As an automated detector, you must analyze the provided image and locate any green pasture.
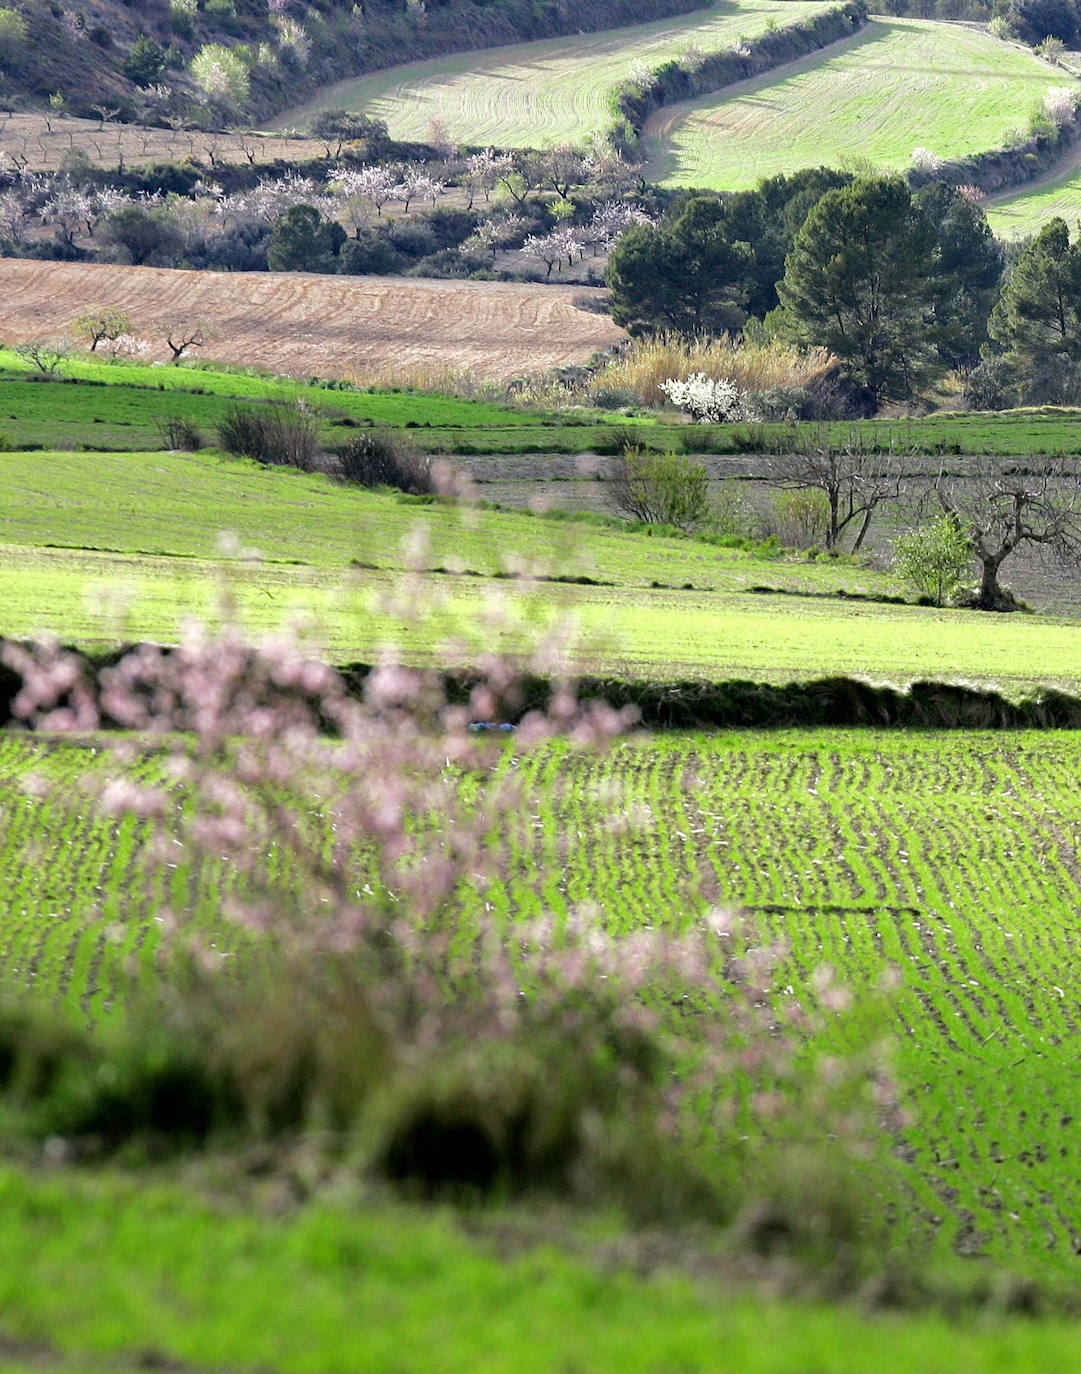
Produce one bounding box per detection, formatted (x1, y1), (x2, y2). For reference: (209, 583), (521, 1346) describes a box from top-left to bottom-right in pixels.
(1, 1166), (1078, 1374)
(270, 0), (832, 146)
(7, 448), (1081, 685)
(3, 728), (1081, 1288)
(11, 355), (1081, 459)
(642, 17), (1067, 190)
(986, 161), (1081, 239)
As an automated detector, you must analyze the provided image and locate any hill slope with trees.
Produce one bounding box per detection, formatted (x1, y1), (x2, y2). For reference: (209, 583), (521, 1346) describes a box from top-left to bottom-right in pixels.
(0, 0), (703, 124)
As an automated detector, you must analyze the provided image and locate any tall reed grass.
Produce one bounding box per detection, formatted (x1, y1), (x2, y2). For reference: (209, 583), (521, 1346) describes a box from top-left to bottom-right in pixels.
(588, 335), (835, 407)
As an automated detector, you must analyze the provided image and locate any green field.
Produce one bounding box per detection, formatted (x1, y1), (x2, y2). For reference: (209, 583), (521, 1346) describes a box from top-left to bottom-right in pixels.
(270, 0), (832, 146)
(2, 1165), (1079, 1374)
(13, 354), (1081, 461)
(10, 448), (1081, 685)
(2, 728), (1081, 1287)
(986, 160), (1081, 239)
(642, 17), (1066, 190)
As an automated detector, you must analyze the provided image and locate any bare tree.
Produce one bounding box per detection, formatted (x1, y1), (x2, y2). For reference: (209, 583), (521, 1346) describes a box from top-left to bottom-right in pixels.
(931, 458), (1081, 609)
(162, 319), (216, 364)
(762, 429), (905, 552)
(13, 338), (69, 375)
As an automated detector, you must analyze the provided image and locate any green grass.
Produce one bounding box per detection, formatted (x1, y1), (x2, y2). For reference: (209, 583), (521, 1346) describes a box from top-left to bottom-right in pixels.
(986, 161), (1081, 239)
(8, 448), (1081, 685)
(3, 729), (1081, 1287)
(270, 0), (832, 146)
(1, 1164), (1079, 1373)
(15, 356), (1081, 460)
(642, 17), (1067, 190)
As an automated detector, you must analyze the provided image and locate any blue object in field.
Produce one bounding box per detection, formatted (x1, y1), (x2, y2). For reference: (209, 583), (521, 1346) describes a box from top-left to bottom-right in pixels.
(469, 722), (516, 732)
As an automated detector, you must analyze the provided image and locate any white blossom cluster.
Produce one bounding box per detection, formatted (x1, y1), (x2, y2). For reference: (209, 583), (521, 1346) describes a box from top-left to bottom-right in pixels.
(658, 373), (752, 423)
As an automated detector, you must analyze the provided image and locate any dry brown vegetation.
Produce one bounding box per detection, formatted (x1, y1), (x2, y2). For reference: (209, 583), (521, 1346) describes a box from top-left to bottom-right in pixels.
(589, 333), (834, 405)
(0, 260), (626, 381)
(0, 114), (324, 174)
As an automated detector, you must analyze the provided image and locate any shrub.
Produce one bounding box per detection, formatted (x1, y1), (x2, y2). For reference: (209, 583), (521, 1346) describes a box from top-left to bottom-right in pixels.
(0, 7), (26, 67)
(767, 488), (831, 548)
(190, 43), (250, 107)
(218, 402), (320, 471)
(893, 516), (972, 606)
(0, 629), (895, 1230)
(962, 357), (1015, 411)
(335, 431), (435, 494)
(659, 372), (753, 423)
(755, 384), (817, 422)
(157, 416), (204, 451)
(606, 446), (710, 530)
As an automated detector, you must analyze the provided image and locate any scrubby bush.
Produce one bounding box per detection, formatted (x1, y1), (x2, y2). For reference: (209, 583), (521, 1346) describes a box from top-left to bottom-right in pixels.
(157, 416), (204, 451)
(894, 516), (972, 606)
(335, 431), (435, 494)
(767, 488), (831, 548)
(659, 372), (753, 422)
(962, 357), (1015, 411)
(218, 402), (320, 471)
(0, 628), (895, 1226)
(606, 445), (710, 529)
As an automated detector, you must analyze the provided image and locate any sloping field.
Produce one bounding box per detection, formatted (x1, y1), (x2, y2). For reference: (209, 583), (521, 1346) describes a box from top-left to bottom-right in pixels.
(642, 17), (1067, 189)
(986, 157), (1081, 238)
(0, 113), (322, 174)
(0, 261), (625, 382)
(8, 449), (1081, 687)
(2, 729), (1081, 1286)
(271, 0), (833, 146)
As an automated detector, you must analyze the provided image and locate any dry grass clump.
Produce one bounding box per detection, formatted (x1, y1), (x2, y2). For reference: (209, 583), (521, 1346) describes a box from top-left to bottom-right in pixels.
(589, 334), (834, 407)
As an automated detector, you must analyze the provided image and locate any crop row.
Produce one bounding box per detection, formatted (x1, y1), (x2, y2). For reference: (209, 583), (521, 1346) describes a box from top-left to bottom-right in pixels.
(0, 729), (1078, 1278)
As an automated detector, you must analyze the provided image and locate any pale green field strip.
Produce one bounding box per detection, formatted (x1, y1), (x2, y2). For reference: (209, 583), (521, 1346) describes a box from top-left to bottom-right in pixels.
(5, 450), (1081, 687)
(986, 159), (1081, 239)
(271, 0), (832, 147)
(3, 730), (1081, 1280)
(8, 543), (1081, 687)
(642, 17), (1067, 190)
(0, 447), (840, 590)
(3, 1169), (1081, 1374)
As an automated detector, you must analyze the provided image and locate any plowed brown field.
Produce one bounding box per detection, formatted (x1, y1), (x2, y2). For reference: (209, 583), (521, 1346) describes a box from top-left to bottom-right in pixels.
(0, 260), (625, 381)
(0, 113), (322, 172)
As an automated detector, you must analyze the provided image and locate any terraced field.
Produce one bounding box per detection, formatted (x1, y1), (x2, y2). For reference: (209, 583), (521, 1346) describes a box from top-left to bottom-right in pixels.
(642, 18), (1067, 189)
(271, 0), (833, 146)
(3, 728), (1079, 1282)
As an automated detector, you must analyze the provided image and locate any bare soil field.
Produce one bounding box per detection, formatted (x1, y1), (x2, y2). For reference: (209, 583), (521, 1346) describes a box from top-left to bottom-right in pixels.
(0, 260), (626, 381)
(0, 113), (325, 174)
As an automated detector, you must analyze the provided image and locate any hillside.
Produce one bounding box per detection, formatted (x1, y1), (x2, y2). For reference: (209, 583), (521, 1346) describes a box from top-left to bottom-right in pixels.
(0, 0), (702, 124)
(271, 0), (835, 145)
(640, 16), (1068, 188)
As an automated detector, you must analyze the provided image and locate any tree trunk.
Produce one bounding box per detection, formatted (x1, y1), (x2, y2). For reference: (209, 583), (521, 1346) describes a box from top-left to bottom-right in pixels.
(976, 554), (1005, 610)
(851, 504), (875, 552)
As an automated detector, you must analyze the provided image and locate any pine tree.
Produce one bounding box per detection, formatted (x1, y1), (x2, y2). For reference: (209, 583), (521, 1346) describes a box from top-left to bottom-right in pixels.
(987, 217), (1081, 402)
(605, 196), (748, 336)
(776, 177), (939, 407)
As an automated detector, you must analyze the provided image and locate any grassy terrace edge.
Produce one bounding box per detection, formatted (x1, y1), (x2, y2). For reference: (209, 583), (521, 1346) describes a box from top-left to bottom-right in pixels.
(10, 643), (1081, 730)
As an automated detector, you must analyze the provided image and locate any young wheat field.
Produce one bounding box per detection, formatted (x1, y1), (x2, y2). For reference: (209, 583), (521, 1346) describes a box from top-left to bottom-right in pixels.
(641, 17), (1068, 189)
